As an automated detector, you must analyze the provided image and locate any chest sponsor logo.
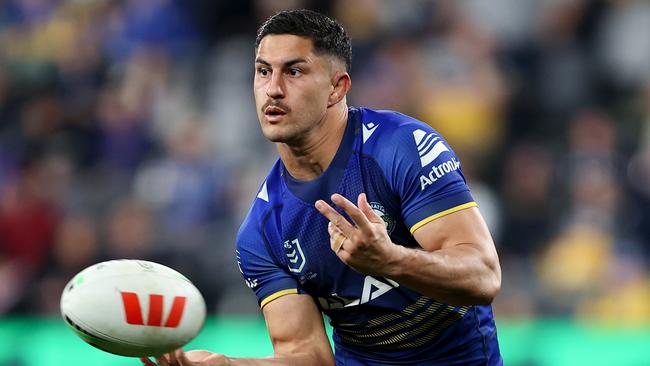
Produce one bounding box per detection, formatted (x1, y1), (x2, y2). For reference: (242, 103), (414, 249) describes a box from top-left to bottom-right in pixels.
(284, 238), (306, 273)
(318, 275), (399, 310)
(420, 157), (461, 191)
(369, 202), (396, 234)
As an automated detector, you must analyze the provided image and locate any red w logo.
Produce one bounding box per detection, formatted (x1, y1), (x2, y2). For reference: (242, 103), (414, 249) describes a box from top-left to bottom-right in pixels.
(120, 292), (187, 328)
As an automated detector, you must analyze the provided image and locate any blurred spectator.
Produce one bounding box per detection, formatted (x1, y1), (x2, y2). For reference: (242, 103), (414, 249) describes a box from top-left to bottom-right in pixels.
(133, 117), (238, 234)
(351, 38), (425, 115)
(0, 155), (69, 270)
(596, 0), (650, 90)
(103, 0), (199, 63)
(499, 141), (554, 257)
(0, 154), (69, 313)
(18, 214), (99, 314)
(95, 84), (154, 172)
(417, 6), (508, 167)
(103, 198), (156, 260)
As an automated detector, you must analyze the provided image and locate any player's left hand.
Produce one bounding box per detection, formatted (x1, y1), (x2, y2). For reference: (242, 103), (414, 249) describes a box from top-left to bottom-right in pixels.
(140, 349), (229, 366)
(315, 193), (399, 276)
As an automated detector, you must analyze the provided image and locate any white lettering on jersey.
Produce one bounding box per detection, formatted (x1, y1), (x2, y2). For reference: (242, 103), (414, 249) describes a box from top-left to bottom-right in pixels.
(318, 276), (399, 310)
(420, 157), (461, 191)
(236, 250), (258, 289)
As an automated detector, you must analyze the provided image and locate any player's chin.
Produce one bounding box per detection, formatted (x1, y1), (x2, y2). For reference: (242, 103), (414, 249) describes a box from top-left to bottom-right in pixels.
(261, 125), (293, 143)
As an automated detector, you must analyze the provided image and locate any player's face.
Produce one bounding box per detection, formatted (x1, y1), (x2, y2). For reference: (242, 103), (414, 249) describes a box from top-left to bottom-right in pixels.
(254, 34), (335, 144)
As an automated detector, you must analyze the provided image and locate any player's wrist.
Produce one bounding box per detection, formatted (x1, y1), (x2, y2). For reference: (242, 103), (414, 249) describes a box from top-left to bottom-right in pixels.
(382, 243), (409, 279)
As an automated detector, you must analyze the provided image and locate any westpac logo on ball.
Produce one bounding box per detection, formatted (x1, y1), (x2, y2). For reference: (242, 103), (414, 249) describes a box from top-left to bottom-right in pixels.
(120, 291), (187, 328)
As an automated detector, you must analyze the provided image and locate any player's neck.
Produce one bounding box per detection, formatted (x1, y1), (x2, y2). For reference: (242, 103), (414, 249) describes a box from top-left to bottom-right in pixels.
(278, 104), (348, 181)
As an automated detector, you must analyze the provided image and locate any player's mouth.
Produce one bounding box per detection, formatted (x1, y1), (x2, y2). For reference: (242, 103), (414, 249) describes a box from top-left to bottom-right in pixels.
(264, 106), (287, 123)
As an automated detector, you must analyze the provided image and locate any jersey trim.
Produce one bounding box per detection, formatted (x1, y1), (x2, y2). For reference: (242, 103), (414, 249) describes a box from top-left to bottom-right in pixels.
(409, 202), (478, 234)
(260, 288), (298, 308)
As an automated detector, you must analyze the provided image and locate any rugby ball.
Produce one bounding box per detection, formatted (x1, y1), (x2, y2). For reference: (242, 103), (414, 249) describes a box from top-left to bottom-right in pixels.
(60, 259), (206, 357)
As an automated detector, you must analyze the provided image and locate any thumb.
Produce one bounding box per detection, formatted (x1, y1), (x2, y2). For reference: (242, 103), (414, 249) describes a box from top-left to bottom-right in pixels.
(175, 349), (192, 366)
(358, 193), (382, 224)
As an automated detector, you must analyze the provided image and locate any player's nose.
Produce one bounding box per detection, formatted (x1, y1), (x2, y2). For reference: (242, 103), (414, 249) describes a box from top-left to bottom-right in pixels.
(266, 73), (285, 99)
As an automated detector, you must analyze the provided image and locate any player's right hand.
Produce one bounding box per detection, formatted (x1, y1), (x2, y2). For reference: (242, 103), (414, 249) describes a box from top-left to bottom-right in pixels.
(315, 193), (398, 277)
(141, 349), (230, 366)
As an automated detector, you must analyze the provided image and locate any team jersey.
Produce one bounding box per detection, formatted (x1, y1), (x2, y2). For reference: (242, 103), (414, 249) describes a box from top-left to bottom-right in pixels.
(236, 107), (502, 365)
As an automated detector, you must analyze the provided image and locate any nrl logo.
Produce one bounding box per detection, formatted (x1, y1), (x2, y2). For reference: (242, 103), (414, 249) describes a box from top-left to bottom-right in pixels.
(370, 202), (395, 234)
(284, 238), (306, 273)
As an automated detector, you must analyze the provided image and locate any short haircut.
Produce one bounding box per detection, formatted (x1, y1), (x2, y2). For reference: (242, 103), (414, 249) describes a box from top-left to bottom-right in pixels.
(255, 9), (352, 72)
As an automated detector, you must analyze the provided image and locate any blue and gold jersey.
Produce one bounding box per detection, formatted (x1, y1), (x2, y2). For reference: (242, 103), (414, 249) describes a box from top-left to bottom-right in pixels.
(236, 107), (502, 365)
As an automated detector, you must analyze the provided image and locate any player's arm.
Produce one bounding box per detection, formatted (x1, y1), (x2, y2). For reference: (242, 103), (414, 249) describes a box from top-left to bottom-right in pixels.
(391, 204), (500, 305)
(144, 294), (334, 366)
(257, 293), (335, 365)
(316, 193), (500, 306)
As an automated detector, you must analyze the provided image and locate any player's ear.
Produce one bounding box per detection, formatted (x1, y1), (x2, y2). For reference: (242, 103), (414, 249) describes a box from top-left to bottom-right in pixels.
(328, 71), (351, 107)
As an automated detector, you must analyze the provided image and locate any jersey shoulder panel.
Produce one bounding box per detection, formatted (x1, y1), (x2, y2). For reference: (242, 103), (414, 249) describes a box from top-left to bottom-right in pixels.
(356, 107), (476, 233)
(356, 108), (442, 168)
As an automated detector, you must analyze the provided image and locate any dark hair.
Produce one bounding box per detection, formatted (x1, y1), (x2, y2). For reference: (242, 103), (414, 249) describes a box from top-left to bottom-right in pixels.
(255, 9), (352, 72)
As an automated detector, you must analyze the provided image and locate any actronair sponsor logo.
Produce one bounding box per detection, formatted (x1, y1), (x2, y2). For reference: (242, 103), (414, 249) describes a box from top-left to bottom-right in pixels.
(420, 157), (461, 191)
(413, 129), (450, 167)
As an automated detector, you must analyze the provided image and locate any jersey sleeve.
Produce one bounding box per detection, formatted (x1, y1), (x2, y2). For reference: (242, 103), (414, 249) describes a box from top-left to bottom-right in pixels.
(236, 208), (300, 308)
(377, 118), (476, 233)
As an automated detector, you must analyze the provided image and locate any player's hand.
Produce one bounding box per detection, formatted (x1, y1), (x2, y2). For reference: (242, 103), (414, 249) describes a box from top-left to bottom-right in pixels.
(315, 193), (399, 276)
(140, 349), (230, 366)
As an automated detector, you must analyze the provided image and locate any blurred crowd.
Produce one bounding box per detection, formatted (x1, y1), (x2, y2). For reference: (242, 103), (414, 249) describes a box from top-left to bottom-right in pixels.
(0, 0), (649, 324)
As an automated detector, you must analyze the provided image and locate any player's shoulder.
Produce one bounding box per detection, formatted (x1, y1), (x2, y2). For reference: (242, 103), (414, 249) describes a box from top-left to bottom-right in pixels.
(356, 107), (441, 158)
(237, 160), (283, 241)
(358, 106), (425, 127)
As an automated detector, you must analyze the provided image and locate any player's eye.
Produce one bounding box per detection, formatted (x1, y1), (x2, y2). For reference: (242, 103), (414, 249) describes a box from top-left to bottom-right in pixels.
(257, 67), (270, 77)
(288, 68), (302, 77)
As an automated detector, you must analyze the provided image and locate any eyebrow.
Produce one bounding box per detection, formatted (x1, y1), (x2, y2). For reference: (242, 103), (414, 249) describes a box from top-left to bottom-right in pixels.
(255, 57), (309, 67)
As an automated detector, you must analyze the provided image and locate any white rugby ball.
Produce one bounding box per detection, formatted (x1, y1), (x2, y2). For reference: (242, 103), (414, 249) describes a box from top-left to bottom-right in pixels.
(60, 259), (206, 357)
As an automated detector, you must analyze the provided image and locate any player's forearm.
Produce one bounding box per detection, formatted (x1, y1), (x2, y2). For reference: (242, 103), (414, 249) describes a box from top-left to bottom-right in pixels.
(224, 352), (333, 366)
(385, 243), (501, 306)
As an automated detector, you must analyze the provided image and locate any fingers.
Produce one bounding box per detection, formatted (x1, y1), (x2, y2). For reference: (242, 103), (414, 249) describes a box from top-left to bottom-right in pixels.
(329, 222), (346, 253)
(169, 351), (179, 365)
(330, 194), (372, 231)
(141, 357), (157, 366)
(141, 349), (194, 366)
(154, 355), (170, 366)
(315, 199), (355, 236)
(175, 349), (192, 366)
(358, 193), (383, 224)
(316, 193), (381, 237)
(143, 352), (176, 366)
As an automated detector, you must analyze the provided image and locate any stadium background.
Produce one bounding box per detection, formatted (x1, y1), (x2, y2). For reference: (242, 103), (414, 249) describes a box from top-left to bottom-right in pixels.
(0, 0), (649, 365)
